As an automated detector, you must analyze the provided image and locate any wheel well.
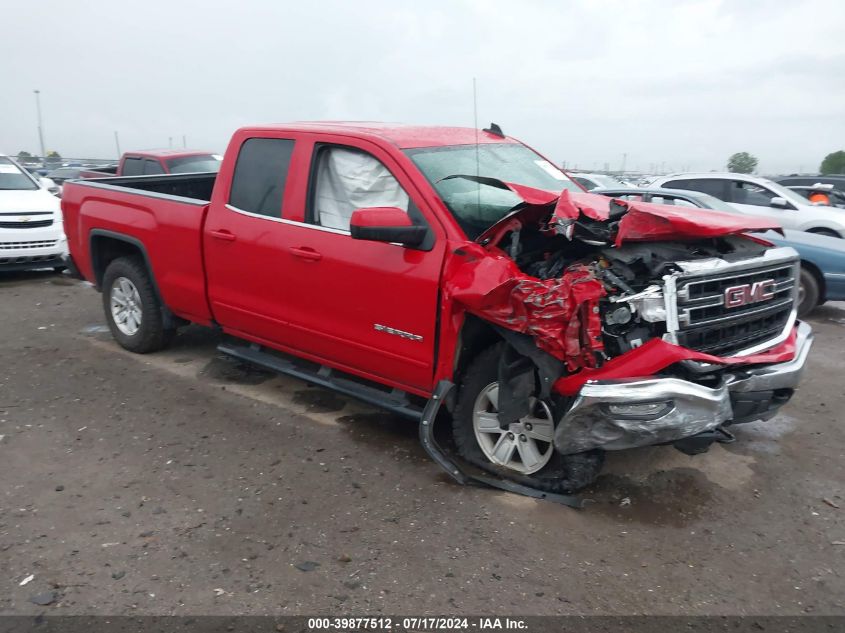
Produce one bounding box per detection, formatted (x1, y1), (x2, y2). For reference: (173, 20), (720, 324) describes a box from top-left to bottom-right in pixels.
(90, 234), (145, 290)
(801, 260), (826, 302)
(806, 227), (842, 238)
(453, 315), (502, 382)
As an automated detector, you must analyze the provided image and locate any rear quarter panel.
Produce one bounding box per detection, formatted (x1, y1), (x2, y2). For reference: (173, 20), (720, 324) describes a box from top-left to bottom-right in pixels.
(62, 181), (212, 323)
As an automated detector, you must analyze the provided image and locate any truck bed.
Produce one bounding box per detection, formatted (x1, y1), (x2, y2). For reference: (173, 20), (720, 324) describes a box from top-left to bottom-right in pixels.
(77, 172), (217, 202)
(61, 174), (216, 324)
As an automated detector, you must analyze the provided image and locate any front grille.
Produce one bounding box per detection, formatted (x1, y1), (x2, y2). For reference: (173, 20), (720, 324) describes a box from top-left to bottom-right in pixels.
(0, 254), (61, 264)
(673, 260), (797, 356)
(0, 219), (53, 229)
(0, 240), (58, 250)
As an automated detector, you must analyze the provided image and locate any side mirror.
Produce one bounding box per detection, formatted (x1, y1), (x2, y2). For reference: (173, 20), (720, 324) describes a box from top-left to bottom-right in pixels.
(770, 197), (791, 209)
(349, 207), (427, 247)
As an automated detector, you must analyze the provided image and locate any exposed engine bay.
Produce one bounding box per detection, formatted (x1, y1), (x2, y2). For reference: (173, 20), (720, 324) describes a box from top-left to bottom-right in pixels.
(516, 227), (771, 360)
(443, 182), (805, 458)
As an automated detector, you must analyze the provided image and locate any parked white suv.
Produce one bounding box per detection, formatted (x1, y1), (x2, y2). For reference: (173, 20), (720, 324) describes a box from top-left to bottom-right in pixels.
(650, 172), (845, 238)
(0, 154), (67, 271)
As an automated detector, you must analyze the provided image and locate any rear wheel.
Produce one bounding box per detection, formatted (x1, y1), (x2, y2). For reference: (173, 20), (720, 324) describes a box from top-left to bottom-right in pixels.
(102, 256), (173, 353)
(797, 266), (821, 318)
(452, 344), (604, 493)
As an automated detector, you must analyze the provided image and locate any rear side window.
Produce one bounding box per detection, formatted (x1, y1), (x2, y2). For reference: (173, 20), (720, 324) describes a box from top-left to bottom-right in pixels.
(122, 157), (143, 176)
(664, 178), (728, 201)
(143, 160), (165, 175)
(229, 138), (295, 218)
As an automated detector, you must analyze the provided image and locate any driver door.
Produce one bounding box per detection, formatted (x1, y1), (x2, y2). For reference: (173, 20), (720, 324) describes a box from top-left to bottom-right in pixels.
(272, 137), (447, 393)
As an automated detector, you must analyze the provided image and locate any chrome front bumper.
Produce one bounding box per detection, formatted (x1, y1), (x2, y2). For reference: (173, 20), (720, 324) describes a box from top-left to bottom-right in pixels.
(554, 322), (814, 455)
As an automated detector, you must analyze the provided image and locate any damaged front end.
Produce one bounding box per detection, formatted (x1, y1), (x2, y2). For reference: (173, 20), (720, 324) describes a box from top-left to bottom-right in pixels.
(444, 183), (813, 457)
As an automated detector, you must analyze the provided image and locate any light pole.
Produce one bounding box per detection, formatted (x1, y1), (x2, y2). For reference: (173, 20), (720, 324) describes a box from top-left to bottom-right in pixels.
(33, 89), (46, 158)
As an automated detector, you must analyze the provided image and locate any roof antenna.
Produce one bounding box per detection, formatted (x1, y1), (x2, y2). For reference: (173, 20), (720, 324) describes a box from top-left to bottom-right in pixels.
(473, 77), (480, 216)
(483, 122), (505, 137)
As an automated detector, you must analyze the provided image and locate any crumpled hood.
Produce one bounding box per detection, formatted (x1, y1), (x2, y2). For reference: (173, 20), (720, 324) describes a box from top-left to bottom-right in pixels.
(474, 182), (782, 247)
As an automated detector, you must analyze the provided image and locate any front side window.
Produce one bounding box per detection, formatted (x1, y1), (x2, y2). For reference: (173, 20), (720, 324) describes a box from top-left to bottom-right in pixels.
(0, 157), (38, 191)
(122, 157), (143, 176)
(664, 178), (729, 201)
(406, 143), (581, 240)
(229, 138), (295, 218)
(310, 146), (409, 231)
(730, 181), (777, 206)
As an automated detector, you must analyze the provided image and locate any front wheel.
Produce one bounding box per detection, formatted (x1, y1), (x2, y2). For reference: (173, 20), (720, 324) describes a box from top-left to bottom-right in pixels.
(452, 344), (604, 494)
(102, 256), (173, 353)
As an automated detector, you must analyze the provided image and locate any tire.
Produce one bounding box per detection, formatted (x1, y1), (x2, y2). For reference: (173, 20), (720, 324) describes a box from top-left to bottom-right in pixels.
(101, 256), (174, 353)
(797, 266), (821, 318)
(452, 344), (604, 494)
(807, 228), (841, 238)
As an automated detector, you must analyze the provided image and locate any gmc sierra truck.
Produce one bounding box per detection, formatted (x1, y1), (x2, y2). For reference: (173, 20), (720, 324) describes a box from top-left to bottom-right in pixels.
(61, 123), (813, 494)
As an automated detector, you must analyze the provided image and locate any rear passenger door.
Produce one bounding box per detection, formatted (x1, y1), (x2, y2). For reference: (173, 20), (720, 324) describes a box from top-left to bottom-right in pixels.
(203, 135), (301, 348)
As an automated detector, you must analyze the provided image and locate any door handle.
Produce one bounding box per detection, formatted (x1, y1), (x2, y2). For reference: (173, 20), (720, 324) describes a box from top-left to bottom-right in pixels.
(209, 229), (236, 242)
(289, 246), (322, 262)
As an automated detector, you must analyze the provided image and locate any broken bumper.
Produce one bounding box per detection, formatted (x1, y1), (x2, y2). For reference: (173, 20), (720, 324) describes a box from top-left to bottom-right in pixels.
(554, 321), (813, 454)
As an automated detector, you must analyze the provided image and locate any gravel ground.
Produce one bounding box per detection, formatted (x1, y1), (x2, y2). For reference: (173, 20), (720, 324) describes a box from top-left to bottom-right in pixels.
(0, 270), (843, 615)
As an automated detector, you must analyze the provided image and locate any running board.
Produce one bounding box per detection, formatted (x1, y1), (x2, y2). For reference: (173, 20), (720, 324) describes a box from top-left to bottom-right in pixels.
(217, 341), (424, 420)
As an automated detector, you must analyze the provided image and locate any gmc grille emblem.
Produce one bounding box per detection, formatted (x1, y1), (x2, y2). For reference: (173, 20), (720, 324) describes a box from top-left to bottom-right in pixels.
(724, 279), (776, 308)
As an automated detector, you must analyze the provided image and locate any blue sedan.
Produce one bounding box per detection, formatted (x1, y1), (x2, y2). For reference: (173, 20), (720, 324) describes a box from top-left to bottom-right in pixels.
(594, 187), (845, 316)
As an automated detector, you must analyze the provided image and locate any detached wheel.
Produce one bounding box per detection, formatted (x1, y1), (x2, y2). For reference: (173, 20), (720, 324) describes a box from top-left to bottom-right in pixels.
(452, 344), (604, 494)
(797, 267), (820, 318)
(102, 256), (173, 353)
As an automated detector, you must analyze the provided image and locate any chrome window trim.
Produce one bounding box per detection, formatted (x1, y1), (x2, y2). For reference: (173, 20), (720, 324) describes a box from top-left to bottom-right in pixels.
(224, 203), (286, 224)
(223, 204), (353, 235)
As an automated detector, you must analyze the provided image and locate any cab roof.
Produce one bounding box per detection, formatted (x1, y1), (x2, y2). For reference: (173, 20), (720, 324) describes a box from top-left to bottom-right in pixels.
(125, 149), (216, 158)
(240, 122), (520, 149)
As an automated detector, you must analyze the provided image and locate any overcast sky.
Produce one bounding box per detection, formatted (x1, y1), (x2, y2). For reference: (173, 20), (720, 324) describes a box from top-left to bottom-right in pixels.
(2, 0), (843, 174)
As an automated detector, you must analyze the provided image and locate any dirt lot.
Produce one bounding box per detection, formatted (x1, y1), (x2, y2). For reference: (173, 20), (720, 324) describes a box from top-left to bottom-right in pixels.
(0, 270), (843, 616)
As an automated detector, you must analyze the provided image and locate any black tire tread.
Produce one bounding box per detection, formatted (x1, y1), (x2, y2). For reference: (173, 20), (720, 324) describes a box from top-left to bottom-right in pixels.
(101, 256), (173, 353)
(797, 266), (820, 318)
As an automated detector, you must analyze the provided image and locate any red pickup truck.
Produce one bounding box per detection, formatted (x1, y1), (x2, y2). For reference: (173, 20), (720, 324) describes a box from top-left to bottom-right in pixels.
(62, 122), (813, 494)
(80, 149), (222, 178)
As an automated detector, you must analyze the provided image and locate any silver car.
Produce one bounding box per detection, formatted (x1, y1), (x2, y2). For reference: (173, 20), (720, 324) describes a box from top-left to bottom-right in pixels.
(650, 172), (845, 238)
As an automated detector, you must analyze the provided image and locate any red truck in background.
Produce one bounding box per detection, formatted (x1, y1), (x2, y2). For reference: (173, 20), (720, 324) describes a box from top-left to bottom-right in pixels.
(61, 123), (813, 495)
(79, 149), (222, 178)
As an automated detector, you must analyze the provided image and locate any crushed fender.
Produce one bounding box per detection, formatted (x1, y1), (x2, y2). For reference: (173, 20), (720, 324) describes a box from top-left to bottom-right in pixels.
(443, 242), (606, 372)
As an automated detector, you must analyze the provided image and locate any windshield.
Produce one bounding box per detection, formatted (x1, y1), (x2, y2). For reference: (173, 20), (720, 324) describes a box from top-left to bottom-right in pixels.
(406, 143), (582, 239)
(166, 154), (222, 174)
(0, 156), (39, 191)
